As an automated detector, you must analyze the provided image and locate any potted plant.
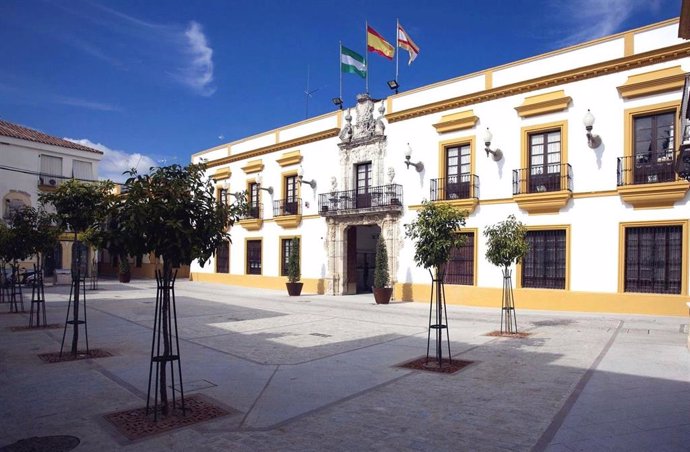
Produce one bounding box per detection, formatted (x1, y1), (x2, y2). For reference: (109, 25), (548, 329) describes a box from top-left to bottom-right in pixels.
(285, 237), (303, 296)
(484, 214), (529, 334)
(118, 255), (131, 283)
(372, 234), (392, 304)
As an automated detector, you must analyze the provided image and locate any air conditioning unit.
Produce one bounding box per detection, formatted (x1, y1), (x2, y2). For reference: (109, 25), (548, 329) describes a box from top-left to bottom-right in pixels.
(49, 179), (57, 186)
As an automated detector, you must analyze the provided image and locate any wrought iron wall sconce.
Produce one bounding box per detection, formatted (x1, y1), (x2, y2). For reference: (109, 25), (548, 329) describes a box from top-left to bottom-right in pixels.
(404, 144), (424, 172)
(297, 165), (316, 189)
(255, 173), (273, 195)
(483, 128), (503, 161)
(583, 109), (602, 148)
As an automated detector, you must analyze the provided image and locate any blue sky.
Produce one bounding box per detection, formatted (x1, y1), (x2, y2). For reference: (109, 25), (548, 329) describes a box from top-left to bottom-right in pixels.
(0, 0), (680, 181)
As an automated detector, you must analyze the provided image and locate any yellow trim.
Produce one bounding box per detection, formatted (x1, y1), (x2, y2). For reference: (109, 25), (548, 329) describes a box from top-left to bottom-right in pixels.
(617, 219), (689, 296)
(624, 32), (634, 56)
(571, 190), (618, 199)
(276, 150), (303, 167)
(436, 136), (478, 213)
(275, 131), (280, 143)
(393, 284), (688, 316)
(484, 71), (493, 90)
(241, 159), (264, 174)
(515, 225), (571, 290)
(616, 65), (686, 99)
(515, 121), (571, 214)
(386, 40), (690, 123)
(515, 90), (572, 118)
(278, 235), (301, 279)
(618, 100), (688, 208)
(244, 238), (262, 275)
(190, 273), (327, 295)
(211, 167), (231, 181)
(432, 110), (479, 134)
(207, 128), (340, 169)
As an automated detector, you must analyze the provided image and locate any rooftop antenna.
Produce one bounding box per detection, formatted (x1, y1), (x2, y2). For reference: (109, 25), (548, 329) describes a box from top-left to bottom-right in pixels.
(305, 64), (319, 119)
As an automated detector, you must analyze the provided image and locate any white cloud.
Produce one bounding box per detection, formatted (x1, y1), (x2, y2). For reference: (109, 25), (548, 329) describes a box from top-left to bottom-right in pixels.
(551, 0), (663, 47)
(172, 21), (216, 96)
(64, 138), (157, 183)
(55, 96), (121, 112)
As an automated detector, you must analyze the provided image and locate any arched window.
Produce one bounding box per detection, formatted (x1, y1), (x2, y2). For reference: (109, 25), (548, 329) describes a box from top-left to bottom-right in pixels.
(2, 191), (31, 220)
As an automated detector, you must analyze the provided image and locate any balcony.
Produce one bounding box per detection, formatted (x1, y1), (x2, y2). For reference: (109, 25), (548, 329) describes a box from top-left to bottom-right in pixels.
(430, 175), (479, 214)
(512, 163), (573, 214)
(273, 198), (302, 228)
(318, 184), (403, 217)
(616, 152), (689, 208)
(239, 202), (263, 230)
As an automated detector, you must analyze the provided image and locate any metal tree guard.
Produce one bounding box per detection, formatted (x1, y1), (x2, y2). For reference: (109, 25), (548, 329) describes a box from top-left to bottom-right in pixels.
(59, 267), (88, 357)
(8, 264), (24, 313)
(426, 267), (452, 368)
(29, 263), (47, 327)
(147, 268), (185, 421)
(501, 267), (518, 334)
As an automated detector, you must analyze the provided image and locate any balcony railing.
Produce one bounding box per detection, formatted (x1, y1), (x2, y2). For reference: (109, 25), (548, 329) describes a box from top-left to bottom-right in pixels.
(318, 184), (403, 216)
(273, 198), (302, 217)
(617, 151), (677, 186)
(430, 175), (479, 201)
(38, 173), (65, 188)
(513, 163), (573, 195)
(240, 203), (262, 220)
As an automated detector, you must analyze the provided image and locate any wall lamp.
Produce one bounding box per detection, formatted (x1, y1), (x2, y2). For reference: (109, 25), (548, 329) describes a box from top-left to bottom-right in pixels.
(297, 165), (316, 189)
(387, 80), (399, 94)
(220, 181), (244, 201)
(254, 173), (273, 195)
(332, 97), (343, 109)
(583, 109), (602, 148)
(404, 143), (424, 172)
(483, 128), (503, 161)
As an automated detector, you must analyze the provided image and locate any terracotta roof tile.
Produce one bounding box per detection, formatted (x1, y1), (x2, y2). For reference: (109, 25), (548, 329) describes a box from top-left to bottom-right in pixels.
(0, 119), (103, 155)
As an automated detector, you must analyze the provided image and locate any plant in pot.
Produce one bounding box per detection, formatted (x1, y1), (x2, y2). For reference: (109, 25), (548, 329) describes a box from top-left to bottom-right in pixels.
(285, 237), (303, 296)
(372, 234), (392, 304)
(118, 255), (131, 283)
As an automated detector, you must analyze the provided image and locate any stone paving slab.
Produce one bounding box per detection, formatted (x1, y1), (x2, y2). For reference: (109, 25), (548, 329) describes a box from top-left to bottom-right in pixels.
(1, 280), (689, 451)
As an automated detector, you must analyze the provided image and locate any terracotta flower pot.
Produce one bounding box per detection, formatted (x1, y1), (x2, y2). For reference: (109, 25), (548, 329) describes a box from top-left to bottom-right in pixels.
(286, 282), (303, 296)
(119, 271), (131, 283)
(373, 287), (393, 304)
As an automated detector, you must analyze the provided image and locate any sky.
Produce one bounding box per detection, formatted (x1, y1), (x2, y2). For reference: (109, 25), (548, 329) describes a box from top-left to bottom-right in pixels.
(0, 0), (681, 182)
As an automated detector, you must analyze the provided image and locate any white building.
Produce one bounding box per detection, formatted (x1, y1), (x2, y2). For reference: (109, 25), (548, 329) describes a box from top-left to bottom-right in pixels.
(191, 18), (690, 316)
(0, 119), (103, 275)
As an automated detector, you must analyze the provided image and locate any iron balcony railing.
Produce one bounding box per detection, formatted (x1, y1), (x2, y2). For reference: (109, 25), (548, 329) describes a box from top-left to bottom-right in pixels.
(430, 174), (479, 202)
(617, 151), (677, 186)
(240, 202), (262, 220)
(512, 163), (573, 195)
(318, 184), (403, 216)
(273, 198), (302, 217)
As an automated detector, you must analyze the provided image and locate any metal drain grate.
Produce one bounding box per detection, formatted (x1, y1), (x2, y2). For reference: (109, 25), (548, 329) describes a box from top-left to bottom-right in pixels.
(309, 333), (332, 338)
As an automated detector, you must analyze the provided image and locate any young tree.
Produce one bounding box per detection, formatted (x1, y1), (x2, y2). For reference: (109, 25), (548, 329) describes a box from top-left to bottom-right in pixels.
(40, 179), (116, 355)
(373, 234), (390, 289)
(404, 201), (467, 366)
(484, 214), (529, 334)
(120, 163), (246, 416)
(286, 237), (300, 284)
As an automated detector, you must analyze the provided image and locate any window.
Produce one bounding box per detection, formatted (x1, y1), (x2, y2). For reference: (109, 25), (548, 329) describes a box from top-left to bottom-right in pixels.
(2, 193), (30, 220)
(624, 225), (682, 294)
(246, 240), (262, 275)
(281, 238), (299, 276)
(522, 229), (567, 289)
(284, 175), (298, 215)
(445, 144), (471, 199)
(216, 241), (230, 274)
(39, 155), (62, 186)
(72, 160), (93, 181)
(528, 130), (561, 193)
(248, 182), (260, 218)
(355, 162), (372, 208)
(632, 111), (676, 184)
(446, 232), (475, 285)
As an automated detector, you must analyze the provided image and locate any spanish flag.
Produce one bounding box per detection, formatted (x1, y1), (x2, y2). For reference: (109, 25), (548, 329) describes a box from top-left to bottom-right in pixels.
(367, 25), (395, 60)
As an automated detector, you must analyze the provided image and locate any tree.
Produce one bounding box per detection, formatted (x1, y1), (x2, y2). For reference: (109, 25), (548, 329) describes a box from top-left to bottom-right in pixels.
(404, 201), (466, 366)
(39, 179), (116, 355)
(120, 163), (246, 417)
(373, 235), (389, 289)
(484, 214), (529, 334)
(286, 237), (300, 283)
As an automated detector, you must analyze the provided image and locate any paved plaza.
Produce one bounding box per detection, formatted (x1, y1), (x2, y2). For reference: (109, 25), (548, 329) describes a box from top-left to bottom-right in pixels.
(0, 279), (689, 451)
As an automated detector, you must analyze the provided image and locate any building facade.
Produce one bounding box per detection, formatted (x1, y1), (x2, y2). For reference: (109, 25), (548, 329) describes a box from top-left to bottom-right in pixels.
(0, 119), (103, 276)
(191, 18), (690, 316)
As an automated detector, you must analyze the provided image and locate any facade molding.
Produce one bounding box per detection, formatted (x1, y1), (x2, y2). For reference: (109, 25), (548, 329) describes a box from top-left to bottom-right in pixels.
(616, 65), (686, 99)
(432, 110), (479, 134)
(514, 90), (572, 118)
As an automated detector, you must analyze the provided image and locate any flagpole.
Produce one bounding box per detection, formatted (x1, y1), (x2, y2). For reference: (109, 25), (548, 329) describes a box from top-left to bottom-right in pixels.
(365, 20), (369, 94)
(395, 18), (399, 83)
(339, 41), (343, 102)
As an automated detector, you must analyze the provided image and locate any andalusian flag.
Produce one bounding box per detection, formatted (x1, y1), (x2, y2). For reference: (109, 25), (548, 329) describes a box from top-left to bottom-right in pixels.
(367, 25), (395, 60)
(341, 45), (366, 78)
(397, 23), (419, 65)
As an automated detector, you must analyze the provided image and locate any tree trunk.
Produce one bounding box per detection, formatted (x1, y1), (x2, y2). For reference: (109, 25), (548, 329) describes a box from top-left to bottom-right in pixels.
(71, 233), (80, 356)
(159, 259), (172, 416)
